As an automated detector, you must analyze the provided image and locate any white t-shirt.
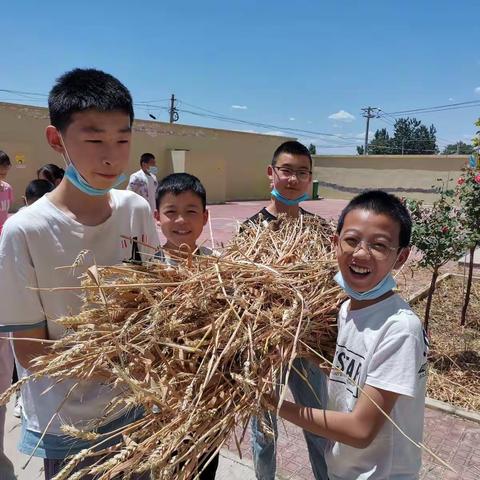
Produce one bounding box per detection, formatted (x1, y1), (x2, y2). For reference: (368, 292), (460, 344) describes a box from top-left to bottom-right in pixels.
(0, 189), (159, 435)
(127, 169), (158, 213)
(326, 294), (428, 480)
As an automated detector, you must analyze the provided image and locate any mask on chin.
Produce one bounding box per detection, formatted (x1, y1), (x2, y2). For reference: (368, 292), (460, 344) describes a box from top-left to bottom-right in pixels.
(334, 271), (397, 301)
(271, 188), (310, 206)
(148, 166), (158, 175)
(64, 164), (127, 196)
(59, 134), (127, 196)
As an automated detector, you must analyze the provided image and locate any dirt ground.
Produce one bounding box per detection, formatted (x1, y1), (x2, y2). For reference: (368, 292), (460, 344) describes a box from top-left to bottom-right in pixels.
(398, 264), (480, 412)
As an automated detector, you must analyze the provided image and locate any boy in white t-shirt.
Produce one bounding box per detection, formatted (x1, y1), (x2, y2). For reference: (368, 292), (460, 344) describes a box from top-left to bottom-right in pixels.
(272, 190), (428, 479)
(0, 68), (159, 479)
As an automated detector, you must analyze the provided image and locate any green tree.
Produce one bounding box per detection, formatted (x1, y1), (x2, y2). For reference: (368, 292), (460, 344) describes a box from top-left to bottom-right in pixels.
(359, 117), (438, 155)
(308, 143), (317, 155)
(473, 118), (480, 151)
(356, 128), (391, 155)
(441, 141), (475, 155)
(456, 119), (480, 325)
(391, 118), (438, 154)
(406, 189), (466, 332)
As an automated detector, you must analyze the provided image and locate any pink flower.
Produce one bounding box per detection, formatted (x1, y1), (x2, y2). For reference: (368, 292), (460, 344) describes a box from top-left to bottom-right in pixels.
(441, 226), (449, 234)
(457, 177), (465, 185)
(475, 174), (480, 184)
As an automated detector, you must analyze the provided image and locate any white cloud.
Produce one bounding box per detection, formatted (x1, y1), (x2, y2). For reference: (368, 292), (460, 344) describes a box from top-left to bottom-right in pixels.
(448, 97), (454, 101)
(231, 105), (247, 110)
(475, 87), (480, 95)
(264, 130), (288, 137)
(307, 120), (312, 124)
(289, 117), (295, 121)
(328, 110), (355, 122)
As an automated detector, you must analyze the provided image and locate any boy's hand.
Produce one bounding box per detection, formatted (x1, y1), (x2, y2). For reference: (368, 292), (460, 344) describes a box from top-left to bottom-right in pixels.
(260, 392), (279, 411)
(12, 326), (49, 371)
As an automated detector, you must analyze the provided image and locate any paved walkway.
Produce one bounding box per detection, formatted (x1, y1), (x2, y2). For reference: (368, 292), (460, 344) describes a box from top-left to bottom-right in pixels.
(223, 402), (480, 480)
(2, 199), (479, 479)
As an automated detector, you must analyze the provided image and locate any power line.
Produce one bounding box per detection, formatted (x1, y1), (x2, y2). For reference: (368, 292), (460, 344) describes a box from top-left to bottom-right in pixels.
(177, 106), (361, 142)
(384, 100), (480, 116)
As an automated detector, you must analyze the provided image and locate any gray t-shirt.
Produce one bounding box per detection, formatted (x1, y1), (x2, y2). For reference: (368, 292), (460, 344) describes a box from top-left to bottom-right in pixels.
(327, 294), (428, 480)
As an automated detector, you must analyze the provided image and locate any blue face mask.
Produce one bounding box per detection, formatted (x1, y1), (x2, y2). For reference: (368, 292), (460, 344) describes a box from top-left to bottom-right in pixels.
(334, 271), (397, 301)
(271, 188), (310, 206)
(59, 134), (127, 196)
(148, 166), (158, 175)
(64, 164), (127, 196)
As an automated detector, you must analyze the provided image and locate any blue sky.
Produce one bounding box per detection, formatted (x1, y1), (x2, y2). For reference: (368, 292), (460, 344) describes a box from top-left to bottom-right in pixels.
(1, 0), (479, 154)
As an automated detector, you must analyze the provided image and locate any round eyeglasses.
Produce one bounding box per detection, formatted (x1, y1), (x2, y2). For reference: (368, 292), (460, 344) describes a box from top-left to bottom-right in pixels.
(339, 236), (399, 260)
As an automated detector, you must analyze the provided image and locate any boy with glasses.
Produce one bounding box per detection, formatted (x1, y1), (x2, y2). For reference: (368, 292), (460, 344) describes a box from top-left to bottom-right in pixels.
(246, 141), (329, 480)
(247, 140), (314, 225)
(272, 190), (428, 480)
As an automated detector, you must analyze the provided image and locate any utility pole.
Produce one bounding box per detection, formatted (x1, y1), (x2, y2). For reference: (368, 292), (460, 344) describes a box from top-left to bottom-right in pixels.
(361, 107), (380, 155)
(456, 142), (460, 154)
(169, 94), (179, 123)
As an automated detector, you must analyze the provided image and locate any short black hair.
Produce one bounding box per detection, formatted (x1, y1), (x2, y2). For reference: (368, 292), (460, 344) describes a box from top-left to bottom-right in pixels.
(48, 68), (134, 132)
(140, 153), (155, 166)
(156, 173), (206, 210)
(37, 163), (65, 184)
(336, 190), (412, 248)
(0, 150), (11, 167)
(25, 179), (54, 203)
(272, 141), (312, 168)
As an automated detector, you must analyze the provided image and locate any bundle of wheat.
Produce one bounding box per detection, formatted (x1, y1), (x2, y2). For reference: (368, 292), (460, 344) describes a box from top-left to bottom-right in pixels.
(2, 215), (344, 479)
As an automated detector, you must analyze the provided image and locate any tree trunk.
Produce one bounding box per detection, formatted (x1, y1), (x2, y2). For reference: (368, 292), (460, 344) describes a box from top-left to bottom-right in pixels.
(424, 267), (439, 334)
(461, 244), (477, 326)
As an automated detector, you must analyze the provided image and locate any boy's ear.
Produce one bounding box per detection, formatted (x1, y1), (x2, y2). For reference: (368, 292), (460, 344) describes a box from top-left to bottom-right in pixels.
(394, 246), (410, 269)
(203, 208), (209, 226)
(45, 126), (64, 154)
(153, 209), (160, 223)
(267, 165), (274, 187)
(332, 233), (339, 248)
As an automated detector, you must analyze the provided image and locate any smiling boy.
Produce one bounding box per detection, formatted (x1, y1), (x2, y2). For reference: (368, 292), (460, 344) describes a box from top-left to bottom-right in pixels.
(155, 172), (210, 257)
(154, 173), (219, 479)
(274, 190), (429, 480)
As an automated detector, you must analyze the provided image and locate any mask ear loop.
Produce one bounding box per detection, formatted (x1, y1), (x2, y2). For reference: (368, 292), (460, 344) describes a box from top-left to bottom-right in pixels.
(392, 247), (411, 291)
(57, 132), (74, 169)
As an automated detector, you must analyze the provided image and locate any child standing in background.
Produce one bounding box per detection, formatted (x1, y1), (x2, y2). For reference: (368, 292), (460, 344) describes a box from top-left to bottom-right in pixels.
(0, 151), (13, 235)
(0, 149), (15, 478)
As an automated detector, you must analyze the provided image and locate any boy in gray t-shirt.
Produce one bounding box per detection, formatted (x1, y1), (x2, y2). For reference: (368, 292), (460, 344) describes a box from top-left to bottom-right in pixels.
(271, 190), (428, 480)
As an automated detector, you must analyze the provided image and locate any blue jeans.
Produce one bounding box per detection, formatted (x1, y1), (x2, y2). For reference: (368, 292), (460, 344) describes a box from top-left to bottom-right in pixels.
(251, 357), (328, 480)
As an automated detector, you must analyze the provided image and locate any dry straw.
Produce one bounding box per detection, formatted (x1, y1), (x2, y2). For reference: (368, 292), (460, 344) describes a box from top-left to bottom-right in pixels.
(1, 215), (343, 479)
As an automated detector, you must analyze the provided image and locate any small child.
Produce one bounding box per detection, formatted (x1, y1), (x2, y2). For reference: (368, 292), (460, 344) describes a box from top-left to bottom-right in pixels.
(0, 149), (15, 479)
(154, 172), (219, 479)
(0, 150), (13, 235)
(37, 163), (65, 187)
(155, 172), (211, 260)
(274, 190), (428, 480)
(23, 179), (54, 206)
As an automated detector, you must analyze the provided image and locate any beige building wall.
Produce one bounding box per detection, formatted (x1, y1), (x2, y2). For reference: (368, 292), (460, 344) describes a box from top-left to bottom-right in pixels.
(0, 102), (291, 210)
(313, 154), (469, 202)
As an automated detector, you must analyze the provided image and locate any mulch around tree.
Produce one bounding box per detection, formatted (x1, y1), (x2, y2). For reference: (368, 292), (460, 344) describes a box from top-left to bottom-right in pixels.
(407, 274), (480, 412)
